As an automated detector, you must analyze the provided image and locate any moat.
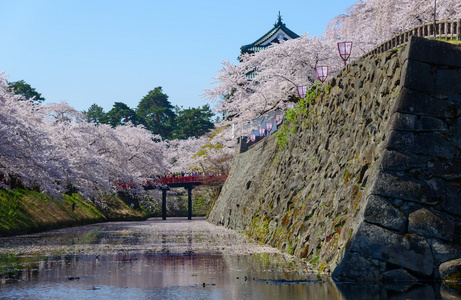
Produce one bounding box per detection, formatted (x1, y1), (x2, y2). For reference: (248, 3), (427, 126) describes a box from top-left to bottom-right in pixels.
(0, 218), (459, 299)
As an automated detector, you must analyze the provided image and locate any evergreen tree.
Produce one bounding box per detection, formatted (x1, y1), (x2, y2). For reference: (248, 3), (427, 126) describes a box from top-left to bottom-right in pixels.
(84, 103), (106, 124)
(8, 80), (45, 104)
(173, 104), (214, 139)
(106, 102), (139, 127)
(136, 87), (176, 139)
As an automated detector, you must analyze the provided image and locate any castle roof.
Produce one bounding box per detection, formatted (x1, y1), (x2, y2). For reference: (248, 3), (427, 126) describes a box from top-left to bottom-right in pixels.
(240, 12), (300, 56)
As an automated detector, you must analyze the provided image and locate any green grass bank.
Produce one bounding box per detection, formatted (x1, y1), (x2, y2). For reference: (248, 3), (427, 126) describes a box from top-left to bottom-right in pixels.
(0, 189), (147, 237)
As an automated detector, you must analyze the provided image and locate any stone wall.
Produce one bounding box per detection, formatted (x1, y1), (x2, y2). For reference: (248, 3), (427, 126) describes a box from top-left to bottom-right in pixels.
(207, 36), (461, 282)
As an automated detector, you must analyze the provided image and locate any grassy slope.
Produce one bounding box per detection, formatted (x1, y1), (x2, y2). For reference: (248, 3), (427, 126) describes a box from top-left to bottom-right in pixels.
(97, 193), (147, 221)
(436, 38), (461, 45)
(0, 189), (147, 237)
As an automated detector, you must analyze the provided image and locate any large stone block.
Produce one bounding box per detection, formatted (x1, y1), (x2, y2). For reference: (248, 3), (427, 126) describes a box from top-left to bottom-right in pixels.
(408, 208), (455, 242)
(350, 222), (434, 276)
(442, 190), (461, 216)
(413, 133), (458, 158)
(384, 130), (415, 151)
(418, 116), (449, 132)
(428, 159), (461, 179)
(371, 171), (442, 204)
(436, 69), (461, 97)
(392, 88), (453, 118)
(406, 36), (461, 68)
(332, 251), (382, 282)
(440, 259), (461, 281)
(385, 130), (458, 159)
(389, 112), (417, 130)
(401, 59), (435, 94)
(380, 150), (428, 171)
(364, 195), (407, 232)
(429, 239), (460, 266)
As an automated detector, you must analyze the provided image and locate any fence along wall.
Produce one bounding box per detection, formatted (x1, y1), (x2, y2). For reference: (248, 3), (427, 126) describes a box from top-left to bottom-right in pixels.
(365, 19), (461, 57)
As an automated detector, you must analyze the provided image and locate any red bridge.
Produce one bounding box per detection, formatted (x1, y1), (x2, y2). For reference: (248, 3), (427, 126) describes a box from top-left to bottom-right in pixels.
(117, 175), (227, 221)
(144, 175), (228, 189)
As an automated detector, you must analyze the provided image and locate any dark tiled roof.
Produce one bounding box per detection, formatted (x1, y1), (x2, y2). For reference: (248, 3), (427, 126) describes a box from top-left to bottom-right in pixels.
(240, 13), (300, 54)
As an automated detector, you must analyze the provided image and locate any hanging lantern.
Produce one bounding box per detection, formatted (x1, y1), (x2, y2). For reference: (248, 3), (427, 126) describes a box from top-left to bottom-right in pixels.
(274, 114), (283, 125)
(258, 127), (266, 137)
(249, 133), (256, 142)
(265, 122), (273, 133)
(297, 85), (308, 99)
(315, 66), (328, 83)
(337, 41), (353, 66)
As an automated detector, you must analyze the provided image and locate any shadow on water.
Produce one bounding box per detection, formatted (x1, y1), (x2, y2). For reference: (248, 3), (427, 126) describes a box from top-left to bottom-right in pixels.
(0, 218), (460, 299)
(335, 280), (461, 299)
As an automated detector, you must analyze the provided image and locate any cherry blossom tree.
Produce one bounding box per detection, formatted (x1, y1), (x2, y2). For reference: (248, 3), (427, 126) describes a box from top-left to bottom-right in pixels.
(41, 101), (167, 200)
(324, 0), (461, 56)
(166, 128), (234, 176)
(0, 75), (70, 198)
(166, 136), (208, 173)
(194, 128), (234, 175)
(112, 123), (166, 181)
(203, 36), (340, 138)
(0, 75), (167, 202)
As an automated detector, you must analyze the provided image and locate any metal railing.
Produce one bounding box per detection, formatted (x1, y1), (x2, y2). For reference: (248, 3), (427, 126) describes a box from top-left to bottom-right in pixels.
(364, 19), (461, 57)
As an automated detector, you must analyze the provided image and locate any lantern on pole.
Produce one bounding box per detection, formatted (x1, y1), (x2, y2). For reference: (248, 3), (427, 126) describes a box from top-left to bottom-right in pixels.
(433, 0), (437, 37)
(297, 85), (308, 99)
(274, 114), (283, 125)
(315, 66), (328, 83)
(249, 133), (256, 142)
(337, 42), (353, 66)
(258, 127), (266, 137)
(265, 122), (273, 134)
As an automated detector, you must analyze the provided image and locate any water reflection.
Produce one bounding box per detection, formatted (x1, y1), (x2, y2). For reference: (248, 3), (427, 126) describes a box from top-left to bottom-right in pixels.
(2, 252), (459, 299)
(0, 218), (460, 299)
(0, 253), (332, 299)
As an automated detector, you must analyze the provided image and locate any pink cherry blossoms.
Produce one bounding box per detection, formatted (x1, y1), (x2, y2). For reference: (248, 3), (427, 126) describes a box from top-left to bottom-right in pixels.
(0, 75), (166, 202)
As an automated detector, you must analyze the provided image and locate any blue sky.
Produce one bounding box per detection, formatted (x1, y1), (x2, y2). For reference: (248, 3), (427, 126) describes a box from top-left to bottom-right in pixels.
(0, 0), (358, 112)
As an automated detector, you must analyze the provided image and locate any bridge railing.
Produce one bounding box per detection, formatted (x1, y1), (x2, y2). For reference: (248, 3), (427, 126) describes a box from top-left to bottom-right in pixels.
(116, 182), (135, 190)
(117, 175), (228, 190)
(363, 19), (461, 58)
(144, 175), (228, 187)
